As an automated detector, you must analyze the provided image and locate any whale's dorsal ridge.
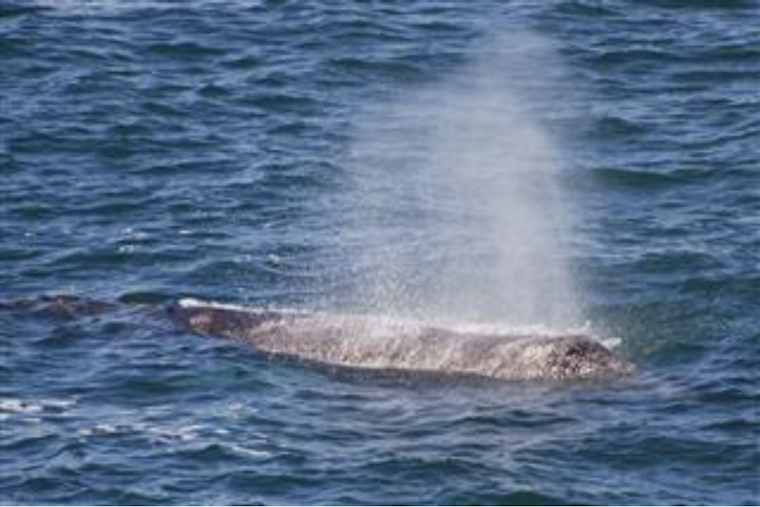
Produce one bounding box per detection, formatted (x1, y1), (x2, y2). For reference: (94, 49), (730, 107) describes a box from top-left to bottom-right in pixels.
(169, 302), (635, 382)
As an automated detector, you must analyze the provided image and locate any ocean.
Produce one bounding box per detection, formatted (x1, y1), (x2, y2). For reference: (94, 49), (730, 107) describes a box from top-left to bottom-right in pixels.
(1, 0), (758, 504)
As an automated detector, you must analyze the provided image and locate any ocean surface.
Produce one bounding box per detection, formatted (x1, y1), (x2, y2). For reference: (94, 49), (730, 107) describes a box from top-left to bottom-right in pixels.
(1, 0), (758, 504)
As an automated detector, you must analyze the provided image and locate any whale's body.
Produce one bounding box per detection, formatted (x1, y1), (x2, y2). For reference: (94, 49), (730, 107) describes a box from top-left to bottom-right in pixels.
(169, 300), (634, 381)
(0, 294), (635, 381)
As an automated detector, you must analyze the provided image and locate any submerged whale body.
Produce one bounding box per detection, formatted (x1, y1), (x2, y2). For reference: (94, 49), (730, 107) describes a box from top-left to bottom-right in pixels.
(168, 300), (635, 381)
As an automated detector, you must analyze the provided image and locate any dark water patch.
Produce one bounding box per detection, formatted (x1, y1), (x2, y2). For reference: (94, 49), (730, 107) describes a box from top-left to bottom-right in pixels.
(330, 55), (436, 83)
(584, 115), (649, 141)
(553, 0), (623, 18)
(589, 166), (688, 190)
(222, 470), (317, 501)
(146, 40), (228, 61)
(139, 99), (190, 118)
(585, 47), (688, 70)
(0, 34), (36, 56)
(643, 0), (759, 10)
(631, 249), (725, 275)
(117, 291), (176, 306)
(0, 2), (50, 18)
(239, 92), (323, 114)
(220, 52), (262, 70)
(694, 43), (760, 64)
(671, 68), (760, 84)
(452, 489), (569, 506)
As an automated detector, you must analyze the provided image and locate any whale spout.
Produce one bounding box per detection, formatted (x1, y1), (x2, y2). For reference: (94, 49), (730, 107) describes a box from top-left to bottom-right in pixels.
(168, 300), (635, 381)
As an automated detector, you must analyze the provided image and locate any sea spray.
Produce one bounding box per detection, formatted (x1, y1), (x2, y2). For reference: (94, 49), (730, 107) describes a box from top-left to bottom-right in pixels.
(336, 31), (583, 330)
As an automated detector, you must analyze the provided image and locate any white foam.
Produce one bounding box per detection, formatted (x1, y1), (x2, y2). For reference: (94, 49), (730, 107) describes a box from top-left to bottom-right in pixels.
(0, 397), (76, 415)
(178, 298), (305, 316)
(0, 398), (43, 414)
(600, 336), (623, 349)
(76, 418), (272, 458)
(77, 424), (121, 437)
(227, 443), (270, 459)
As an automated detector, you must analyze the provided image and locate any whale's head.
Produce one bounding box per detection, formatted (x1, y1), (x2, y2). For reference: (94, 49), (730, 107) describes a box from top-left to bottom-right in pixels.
(510, 336), (635, 380)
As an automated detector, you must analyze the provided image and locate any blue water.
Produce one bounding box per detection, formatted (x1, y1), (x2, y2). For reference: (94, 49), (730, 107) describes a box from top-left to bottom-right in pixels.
(1, 0), (758, 504)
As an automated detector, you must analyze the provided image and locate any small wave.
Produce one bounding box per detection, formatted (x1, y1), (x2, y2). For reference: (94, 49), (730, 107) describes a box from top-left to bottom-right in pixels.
(0, 397), (77, 420)
(553, 1), (621, 18)
(27, 0), (165, 14)
(0, 398), (44, 415)
(227, 443), (270, 459)
(76, 420), (272, 458)
(146, 41), (228, 60)
(589, 116), (648, 138)
(77, 421), (203, 443)
(238, 92), (321, 114)
(643, 0), (757, 10)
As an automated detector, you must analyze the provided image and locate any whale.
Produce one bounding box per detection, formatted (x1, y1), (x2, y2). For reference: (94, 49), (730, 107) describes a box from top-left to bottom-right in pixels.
(0, 294), (635, 381)
(167, 299), (635, 381)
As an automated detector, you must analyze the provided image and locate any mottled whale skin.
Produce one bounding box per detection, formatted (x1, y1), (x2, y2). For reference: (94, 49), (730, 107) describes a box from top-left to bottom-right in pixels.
(0, 294), (634, 381)
(168, 300), (635, 381)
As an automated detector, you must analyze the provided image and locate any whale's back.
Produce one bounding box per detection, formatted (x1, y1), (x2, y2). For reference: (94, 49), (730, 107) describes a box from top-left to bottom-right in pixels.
(168, 301), (634, 381)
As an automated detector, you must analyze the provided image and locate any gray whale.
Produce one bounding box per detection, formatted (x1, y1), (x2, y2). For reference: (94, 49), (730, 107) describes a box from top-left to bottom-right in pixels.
(0, 294), (634, 381)
(168, 299), (634, 381)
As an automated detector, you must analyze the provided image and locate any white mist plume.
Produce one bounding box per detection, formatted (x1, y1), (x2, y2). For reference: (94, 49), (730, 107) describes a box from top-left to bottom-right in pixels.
(341, 31), (582, 329)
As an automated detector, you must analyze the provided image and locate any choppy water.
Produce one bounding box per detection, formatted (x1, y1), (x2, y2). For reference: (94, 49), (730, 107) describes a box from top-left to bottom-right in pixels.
(1, 0), (758, 504)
